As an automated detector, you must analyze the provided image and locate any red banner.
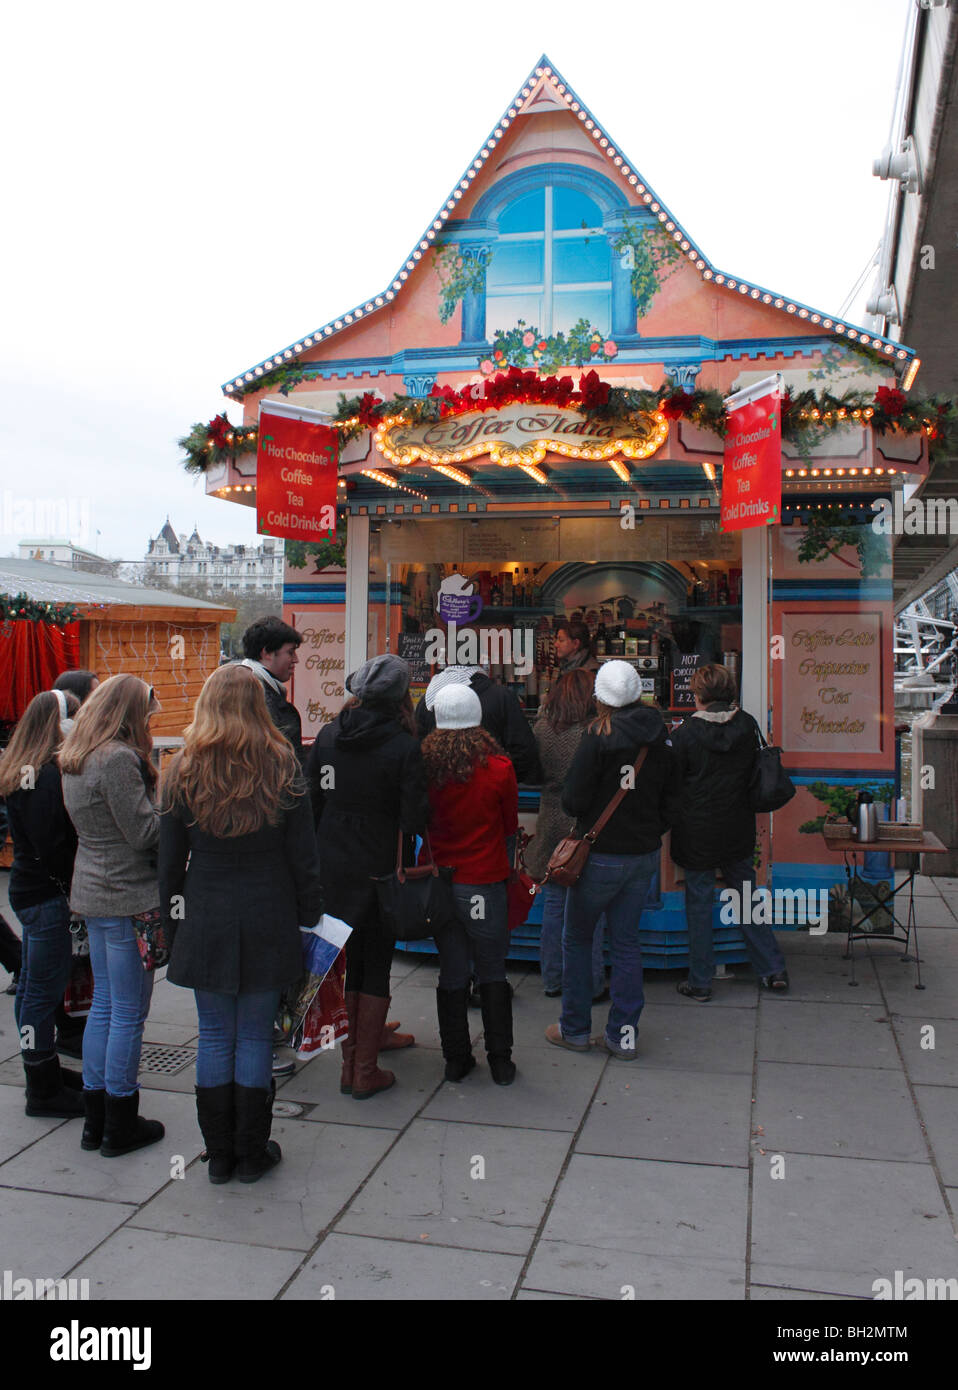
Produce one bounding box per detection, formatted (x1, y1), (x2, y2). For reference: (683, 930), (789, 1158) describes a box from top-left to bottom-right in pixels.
(256, 412), (338, 543)
(720, 391), (781, 531)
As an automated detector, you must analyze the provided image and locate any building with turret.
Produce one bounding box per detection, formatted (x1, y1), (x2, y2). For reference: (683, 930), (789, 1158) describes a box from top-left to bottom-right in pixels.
(144, 519), (283, 593)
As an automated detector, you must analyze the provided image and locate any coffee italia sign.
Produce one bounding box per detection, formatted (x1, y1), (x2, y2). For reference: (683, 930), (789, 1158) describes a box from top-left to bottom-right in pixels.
(376, 403), (668, 469)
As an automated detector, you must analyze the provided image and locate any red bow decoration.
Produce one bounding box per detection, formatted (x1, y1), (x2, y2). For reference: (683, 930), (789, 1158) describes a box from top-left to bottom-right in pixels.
(875, 386), (906, 419)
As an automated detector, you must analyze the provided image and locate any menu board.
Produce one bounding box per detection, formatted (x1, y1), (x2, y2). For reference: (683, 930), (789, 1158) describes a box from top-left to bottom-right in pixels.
(667, 520), (739, 561)
(781, 611), (883, 754)
(397, 632), (432, 684)
(290, 609), (346, 733)
(462, 519), (559, 562)
(670, 651), (705, 709)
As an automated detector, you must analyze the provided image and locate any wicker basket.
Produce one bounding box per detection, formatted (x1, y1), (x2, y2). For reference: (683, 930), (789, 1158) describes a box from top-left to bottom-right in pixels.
(824, 822), (854, 839)
(877, 822), (923, 841)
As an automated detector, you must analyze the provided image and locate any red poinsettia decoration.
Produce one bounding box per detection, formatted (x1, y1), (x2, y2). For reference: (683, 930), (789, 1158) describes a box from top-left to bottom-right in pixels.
(660, 390), (694, 421)
(578, 369), (610, 410)
(207, 413), (232, 450)
(357, 392), (384, 428)
(874, 386), (906, 419)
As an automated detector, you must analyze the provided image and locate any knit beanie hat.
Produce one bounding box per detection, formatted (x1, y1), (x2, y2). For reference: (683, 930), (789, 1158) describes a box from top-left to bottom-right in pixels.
(594, 659), (642, 708)
(433, 684), (483, 730)
(345, 653), (410, 704)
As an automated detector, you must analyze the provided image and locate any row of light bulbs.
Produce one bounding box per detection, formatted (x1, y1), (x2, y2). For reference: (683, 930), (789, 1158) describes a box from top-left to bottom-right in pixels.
(784, 467), (896, 478)
(228, 68), (912, 394)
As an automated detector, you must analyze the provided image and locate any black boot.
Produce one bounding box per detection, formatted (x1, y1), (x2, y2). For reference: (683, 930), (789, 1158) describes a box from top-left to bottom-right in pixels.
(234, 1082), (281, 1183)
(100, 1091), (165, 1157)
(81, 1090), (106, 1150)
(479, 981), (516, 1086)
(55, 1005), (86, 1060)
(23, 1053), (84, 1118)
(60, 1066), (84, 1090)
(435, 988), (476, 1082)
(195, 1083), (235, 1184)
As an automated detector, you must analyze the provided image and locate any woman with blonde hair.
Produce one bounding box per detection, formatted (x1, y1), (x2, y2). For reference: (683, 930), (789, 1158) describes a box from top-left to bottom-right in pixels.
(0, 689), (81, 1118)
(60, 673), (165, 1156)
(159, 664), (323, 1183)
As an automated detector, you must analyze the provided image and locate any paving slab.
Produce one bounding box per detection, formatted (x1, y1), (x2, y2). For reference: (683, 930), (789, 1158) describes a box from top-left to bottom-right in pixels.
(420, 1043), (604, 1132)
(576, 1066), (753, 1167)
(281, 1232), (522, 1300)
(750, 1152), (958, 1297)
(514, 1288), (591, 1300)
(145, 976), (204, 1029)
(757, 1000), (901, 1069)
(871, 961), (958, 1017)
(71, 1227), (303, 1300)
(141, 1020), (199, 1047)
(523, 1153), (747, 1299)
(336, 1118), (570, 1255)
(623, 1001), (756, 1075)
(378, 983), (484, 1051)
(640, 970), (759, 1010)
(277, 1041), (444, 1128)
(892, 1015), (958, 1086)
(0, 1187), (136, 1280)
(749, 1284), (870, 1301)
(912, 1085), (958, 1186)
(0, 1090), (201, 1204)
(773, 952), (885, 1004)
(754, 1061), (928, 1161)
(129, 1119), (394, 1251)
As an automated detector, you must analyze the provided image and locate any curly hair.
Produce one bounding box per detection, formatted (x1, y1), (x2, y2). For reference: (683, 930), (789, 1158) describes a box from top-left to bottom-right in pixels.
(421, 726), (504, 788)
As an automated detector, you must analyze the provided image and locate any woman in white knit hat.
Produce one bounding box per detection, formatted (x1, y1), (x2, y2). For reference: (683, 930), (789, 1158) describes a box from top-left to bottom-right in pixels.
(421, 684), (519, 1085)
(546, 660), (672, 1060)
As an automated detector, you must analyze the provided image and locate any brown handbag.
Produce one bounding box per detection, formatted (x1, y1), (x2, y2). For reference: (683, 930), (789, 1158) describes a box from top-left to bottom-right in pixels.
(541, 746), (649, 889)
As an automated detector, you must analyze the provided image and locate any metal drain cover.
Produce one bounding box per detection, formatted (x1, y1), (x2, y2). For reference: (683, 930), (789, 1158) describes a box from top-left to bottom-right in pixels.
(273, 1101), (304, 1118)
(139, 1044), (195, 1075)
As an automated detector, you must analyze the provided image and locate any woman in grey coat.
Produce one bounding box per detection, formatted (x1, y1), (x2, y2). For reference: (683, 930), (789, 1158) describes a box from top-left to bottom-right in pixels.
(529, 670), (607, 999)
(60, 675), (165, 1158)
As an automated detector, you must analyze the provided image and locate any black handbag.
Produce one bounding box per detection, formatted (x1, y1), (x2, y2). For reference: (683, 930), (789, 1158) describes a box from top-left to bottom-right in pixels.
(748, 718), (796, 813)
(372, 830), (458, 942)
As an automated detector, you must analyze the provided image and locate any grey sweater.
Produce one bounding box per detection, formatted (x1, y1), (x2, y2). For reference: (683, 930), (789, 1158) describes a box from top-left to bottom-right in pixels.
(62, 743), (161, 917)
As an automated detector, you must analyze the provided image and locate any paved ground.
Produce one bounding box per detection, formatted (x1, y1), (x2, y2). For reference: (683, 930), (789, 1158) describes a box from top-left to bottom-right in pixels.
(2, 873), (957, 1302)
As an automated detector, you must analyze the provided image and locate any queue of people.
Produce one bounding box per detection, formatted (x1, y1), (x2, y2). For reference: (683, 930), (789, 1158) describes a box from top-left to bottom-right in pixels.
(0, 625), (788, 1188)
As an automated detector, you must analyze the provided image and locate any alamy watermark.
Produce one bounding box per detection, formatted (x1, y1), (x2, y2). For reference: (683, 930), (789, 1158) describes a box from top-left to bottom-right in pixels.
(871, 495), (958, 537)
(1, 1269), (90, 1300)
(1, 491), (92, 548)
(719, 884), (828, 933)
(424, 621), (533, 676)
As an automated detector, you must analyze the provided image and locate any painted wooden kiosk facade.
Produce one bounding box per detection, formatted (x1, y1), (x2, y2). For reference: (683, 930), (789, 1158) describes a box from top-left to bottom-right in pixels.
(205, 57), (926, 963)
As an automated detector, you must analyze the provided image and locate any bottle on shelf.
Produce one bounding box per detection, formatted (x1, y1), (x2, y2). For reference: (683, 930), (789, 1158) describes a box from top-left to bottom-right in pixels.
(596, 622), (607, 657)
(513, 567), (524, 606)
(523, 567), (532, 606)
(624, 633), (638, 658)
(501, 570), (513, 605)
(718, 572), (729, 606)
(491, 576), (502, 606)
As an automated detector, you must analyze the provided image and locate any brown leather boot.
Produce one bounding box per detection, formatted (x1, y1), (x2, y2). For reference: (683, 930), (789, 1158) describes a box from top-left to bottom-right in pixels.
(340, 991), (360, 1094)
(352, 994), (396, 1100)
(379, 996), (415, 1051)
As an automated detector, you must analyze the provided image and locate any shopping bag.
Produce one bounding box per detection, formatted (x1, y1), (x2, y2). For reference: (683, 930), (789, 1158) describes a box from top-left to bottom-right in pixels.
(278, 914), (351, 1055)
(293, 947), (349, 1059)
(63, 957), (94, 1017)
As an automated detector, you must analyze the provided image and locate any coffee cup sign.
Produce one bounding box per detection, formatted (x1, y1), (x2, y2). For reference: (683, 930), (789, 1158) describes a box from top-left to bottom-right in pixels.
(437, 573), (483, 625)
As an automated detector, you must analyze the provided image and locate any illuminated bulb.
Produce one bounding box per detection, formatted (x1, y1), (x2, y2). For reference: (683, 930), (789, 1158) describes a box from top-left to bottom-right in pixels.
(888, 469), (896, 475)
(849, 468), (858, 476)
(785, 469), (795, 478)
(837, 468), (845, 476)
(810, 469), (820, 477)
(799, 469), (808, 478)
(824, 469), (832, 476)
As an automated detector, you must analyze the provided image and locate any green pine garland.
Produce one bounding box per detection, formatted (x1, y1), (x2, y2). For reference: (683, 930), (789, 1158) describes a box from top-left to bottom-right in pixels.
(0, 592), (79, 624)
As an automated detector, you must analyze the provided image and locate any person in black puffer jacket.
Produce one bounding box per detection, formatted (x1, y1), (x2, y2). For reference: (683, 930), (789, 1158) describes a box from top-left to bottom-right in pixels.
(308, 654), (430, 1101)
(545, 661), (672, 1061)
(670, 663), (789, 1001)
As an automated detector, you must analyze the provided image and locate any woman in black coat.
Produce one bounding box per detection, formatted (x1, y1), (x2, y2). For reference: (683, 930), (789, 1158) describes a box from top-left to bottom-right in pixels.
(307, 654), (429, 1102)
(670, 663), (788, 1000)
(159, 665), (323, 1183)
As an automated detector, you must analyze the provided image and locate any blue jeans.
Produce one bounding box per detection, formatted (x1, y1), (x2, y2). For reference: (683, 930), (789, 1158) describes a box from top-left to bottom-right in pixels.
(194, 989), (281, 1089)
(434, 882), (509, 990)
(84, 917), (155, 1095)
(539, 882), (607, 995)
(684, 858), (787, 989)
(14, 896), (72, 1057)
(560, 850), (659, 1048)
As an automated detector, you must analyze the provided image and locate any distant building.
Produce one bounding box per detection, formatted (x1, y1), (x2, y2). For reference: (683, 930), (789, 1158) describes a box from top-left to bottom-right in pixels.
(18, 539), (116, 577)
(145, 519), (283, 594)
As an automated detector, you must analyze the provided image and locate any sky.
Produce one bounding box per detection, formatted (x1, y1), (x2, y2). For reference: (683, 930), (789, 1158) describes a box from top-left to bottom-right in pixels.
(1, 0), (913, 563)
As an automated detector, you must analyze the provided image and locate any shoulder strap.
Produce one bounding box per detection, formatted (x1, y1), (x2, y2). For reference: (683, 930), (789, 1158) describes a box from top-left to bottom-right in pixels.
(584, 745), (649, 843)
(749, 713), (769, 750)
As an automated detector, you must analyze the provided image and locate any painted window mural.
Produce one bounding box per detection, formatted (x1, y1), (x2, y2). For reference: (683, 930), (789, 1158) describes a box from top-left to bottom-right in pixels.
(486, 185), (612, 338)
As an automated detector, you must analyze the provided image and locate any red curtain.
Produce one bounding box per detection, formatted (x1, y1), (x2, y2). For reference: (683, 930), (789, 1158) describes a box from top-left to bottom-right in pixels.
(0, 620), (81, 722)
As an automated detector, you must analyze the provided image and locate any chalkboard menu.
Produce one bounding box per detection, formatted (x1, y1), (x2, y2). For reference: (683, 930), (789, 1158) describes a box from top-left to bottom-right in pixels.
(670, 651), (705, 709)
(398, 633), (431, 684)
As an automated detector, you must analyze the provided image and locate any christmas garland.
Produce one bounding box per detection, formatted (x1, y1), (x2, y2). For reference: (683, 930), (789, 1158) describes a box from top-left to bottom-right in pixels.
(182, 373), (958, 472)
(0, 592), (80, 624)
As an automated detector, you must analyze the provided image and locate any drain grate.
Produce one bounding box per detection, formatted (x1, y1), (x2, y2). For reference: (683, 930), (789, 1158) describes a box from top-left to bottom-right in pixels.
(139, 1043), (196, 1075)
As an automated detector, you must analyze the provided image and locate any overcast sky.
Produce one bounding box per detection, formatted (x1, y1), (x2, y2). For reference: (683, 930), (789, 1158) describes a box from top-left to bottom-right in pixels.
(1, 0), (912, 562)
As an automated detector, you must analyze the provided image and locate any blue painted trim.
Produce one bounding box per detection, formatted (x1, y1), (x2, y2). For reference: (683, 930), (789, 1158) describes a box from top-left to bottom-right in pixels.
(789, 775), (895, 786)
(772, 581), (893, 601)
(470, 162), (630, 222)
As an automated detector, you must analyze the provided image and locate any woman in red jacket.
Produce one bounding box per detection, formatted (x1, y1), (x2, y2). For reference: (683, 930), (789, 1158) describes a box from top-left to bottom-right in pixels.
(422, 684), (518, 1086)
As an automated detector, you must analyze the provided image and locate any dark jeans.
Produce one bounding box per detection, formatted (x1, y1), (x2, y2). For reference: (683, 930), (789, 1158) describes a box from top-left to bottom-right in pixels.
(434, 881), (509, 990)
(13, 896), (72, 1056)
(194, 989), (281, 1089)
(560, 850), (659, 1048)
(539, 881), (606, 995)
(684, 857), (787, 989)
